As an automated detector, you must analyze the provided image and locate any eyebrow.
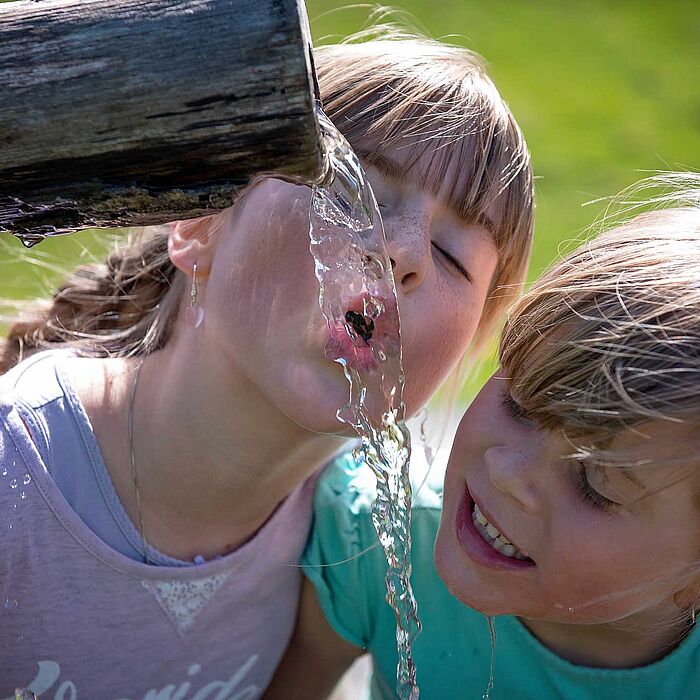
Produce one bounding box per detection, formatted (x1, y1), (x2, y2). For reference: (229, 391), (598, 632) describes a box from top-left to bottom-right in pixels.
(478, 213), (497, 237)
(365, 153), (405, 181)
(365, 153), (498, 236)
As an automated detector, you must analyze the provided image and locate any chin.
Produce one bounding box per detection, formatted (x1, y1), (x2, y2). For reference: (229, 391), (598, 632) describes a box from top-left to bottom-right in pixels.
(281, 399), (355, 437)
(434, 518), (508, 617)
(434, 520), (472, 602)
(279, 385), (359, 438)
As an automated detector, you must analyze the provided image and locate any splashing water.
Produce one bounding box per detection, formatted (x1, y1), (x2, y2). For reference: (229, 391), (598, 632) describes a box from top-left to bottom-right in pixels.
(309, 107), (421, 700)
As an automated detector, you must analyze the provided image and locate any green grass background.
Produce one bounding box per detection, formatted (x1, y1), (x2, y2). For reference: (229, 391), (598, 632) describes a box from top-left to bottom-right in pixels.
(2, 1), (699, 387)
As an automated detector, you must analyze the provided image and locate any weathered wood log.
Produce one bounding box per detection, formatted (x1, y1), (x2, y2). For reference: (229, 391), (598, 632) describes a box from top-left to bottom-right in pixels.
(0, 0), (325, 244)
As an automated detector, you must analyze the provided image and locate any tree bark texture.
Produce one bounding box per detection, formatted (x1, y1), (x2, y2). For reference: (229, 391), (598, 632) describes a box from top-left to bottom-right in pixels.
(0, 0), (324, 242)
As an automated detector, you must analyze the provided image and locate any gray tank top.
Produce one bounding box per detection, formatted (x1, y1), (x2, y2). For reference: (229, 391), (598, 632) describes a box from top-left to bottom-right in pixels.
(0, 349), (321, 697)
(4, 348), (196, 565)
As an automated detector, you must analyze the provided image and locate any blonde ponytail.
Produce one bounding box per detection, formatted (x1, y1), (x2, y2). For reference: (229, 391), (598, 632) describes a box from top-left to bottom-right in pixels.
(1, 227), (185, 372)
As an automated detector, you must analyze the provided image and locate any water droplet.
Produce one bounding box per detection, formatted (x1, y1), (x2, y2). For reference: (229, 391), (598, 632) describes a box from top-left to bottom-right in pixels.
(361, 252), (386, 280)
(20, 491), (27, 500)
(12, 503), (17, 511)
(13, 231), (47, 248)
(1, 467), (7, 477)
(22, 474), (31, 485)
(377, 350), (387, 362)
(568, 606), (575, 614)
(4, 597), (17, 609)
(13, 688), (37, 700)
(9, 478), (18, 489)
(364, 295), (384, 319)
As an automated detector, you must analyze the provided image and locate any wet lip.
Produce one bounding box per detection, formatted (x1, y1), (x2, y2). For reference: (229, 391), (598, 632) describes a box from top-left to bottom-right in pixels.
(326, 325), (378, 372)
(324, 294), (398, 373)
(455, 483), (535, 571)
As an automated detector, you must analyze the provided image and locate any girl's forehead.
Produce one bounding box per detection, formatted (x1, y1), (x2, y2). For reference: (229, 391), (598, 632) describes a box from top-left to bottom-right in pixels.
(362, 143), (499, 234)
(609, 420), (700, 472)
(495, 368), (697, 470)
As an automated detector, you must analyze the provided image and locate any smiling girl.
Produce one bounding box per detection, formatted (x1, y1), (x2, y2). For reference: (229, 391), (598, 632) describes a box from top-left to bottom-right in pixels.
(269, 174), (700, 699)
(0, 29), (533, 698)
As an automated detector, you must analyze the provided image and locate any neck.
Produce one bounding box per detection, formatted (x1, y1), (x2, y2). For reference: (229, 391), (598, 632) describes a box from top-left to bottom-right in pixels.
(94, 343), (346, 561)
(520, 604), (692, 669)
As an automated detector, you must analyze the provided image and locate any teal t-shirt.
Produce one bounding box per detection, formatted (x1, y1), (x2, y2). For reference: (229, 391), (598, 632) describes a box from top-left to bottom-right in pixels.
(302, 453), (700, 699)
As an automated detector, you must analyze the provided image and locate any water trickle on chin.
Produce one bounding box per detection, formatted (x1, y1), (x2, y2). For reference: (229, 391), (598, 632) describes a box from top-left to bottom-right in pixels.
(309, 107), (421, 700)
(483, 615), (497, 700)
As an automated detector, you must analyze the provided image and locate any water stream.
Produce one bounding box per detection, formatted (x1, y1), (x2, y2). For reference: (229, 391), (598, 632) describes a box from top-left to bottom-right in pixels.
(483, 616), (497, 700)
(310, 107), (421, 700)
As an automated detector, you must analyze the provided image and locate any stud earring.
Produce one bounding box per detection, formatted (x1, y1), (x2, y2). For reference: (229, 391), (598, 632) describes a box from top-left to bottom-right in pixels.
(185, 261), (205, 328)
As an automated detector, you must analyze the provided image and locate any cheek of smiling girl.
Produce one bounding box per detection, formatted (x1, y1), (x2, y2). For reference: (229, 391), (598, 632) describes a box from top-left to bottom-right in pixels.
(437, 180), (700, 675)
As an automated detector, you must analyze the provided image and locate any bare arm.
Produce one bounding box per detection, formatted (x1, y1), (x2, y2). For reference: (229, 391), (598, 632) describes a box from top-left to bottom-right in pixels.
(264, 577), (364, 700)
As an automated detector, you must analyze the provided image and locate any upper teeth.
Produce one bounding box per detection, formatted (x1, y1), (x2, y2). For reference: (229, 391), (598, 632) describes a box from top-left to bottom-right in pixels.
(472, 502), (528, 560)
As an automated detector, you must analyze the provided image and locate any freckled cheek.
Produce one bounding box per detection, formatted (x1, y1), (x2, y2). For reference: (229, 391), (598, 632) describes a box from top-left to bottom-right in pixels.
(538, 532), (627, 605)
(401, 323), (470, 414)
(432, 301), (481, 365)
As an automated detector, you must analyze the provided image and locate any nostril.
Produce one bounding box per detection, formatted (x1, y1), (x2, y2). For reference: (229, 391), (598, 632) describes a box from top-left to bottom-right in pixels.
(400, 271), (416, 288)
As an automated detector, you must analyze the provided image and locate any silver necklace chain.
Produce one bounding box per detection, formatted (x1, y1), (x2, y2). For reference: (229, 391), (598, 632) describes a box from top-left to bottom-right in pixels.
(127, 359), (150, 564)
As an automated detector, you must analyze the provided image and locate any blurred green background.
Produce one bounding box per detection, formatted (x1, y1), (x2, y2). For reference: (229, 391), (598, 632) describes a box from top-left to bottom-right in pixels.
(1, 1), (699, 385)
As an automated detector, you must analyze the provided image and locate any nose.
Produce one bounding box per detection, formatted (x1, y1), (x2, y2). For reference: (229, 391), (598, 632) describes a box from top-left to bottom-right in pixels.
(384, 202), (432, 294)
(485, 446), (541, 514)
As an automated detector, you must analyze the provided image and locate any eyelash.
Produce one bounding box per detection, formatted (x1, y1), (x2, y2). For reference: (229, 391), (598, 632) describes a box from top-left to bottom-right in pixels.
(501, 391), (530, 421)
(432, 242), (471, 282)
(575, 462), (619, 512)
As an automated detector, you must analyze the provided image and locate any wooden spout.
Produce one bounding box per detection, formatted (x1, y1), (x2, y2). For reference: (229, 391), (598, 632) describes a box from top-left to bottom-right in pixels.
(0, 0), (324, 241)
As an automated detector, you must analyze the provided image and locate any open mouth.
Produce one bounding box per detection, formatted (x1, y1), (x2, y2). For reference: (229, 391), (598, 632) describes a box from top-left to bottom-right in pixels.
(456, 484), (535, 570)
(325, 294), (398, 373)
(471, 500), (529, 560)
(344, 309), (375, 345)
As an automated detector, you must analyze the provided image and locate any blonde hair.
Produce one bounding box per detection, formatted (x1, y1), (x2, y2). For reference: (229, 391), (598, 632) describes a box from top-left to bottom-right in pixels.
(500, 173), (700, 465)
(1, 26), (533, 374)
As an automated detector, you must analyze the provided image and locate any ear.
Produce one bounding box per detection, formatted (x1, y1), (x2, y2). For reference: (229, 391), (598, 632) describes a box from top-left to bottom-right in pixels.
(168, 214), (222, 279)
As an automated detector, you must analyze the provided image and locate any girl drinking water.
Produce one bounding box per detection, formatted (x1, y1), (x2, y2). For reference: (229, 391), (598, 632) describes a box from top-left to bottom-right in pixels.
(268, 174), (700, 699)
(0, 29), (533, 698)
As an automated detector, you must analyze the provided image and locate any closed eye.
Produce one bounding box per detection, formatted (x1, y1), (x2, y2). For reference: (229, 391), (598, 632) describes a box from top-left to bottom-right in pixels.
(432, 242), (471, 282)
(574, 462), (622, 512)
(501, 390), (531, 421)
